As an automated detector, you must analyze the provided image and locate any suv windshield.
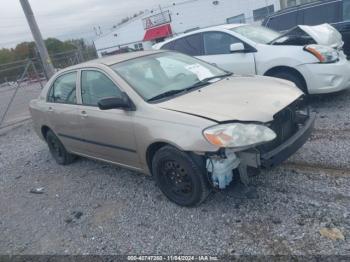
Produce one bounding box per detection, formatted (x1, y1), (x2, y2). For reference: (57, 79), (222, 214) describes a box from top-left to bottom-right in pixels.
(231, 25), (281, 44)
(111, 52), (228, 102)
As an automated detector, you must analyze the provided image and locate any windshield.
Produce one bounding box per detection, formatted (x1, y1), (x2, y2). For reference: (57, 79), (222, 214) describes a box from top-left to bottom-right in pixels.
(230, 25), (282, 44)
(111, 52), (227, 101)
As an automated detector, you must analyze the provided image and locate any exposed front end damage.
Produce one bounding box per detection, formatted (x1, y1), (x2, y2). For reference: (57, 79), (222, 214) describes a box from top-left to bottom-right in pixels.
(206, 149), (240, 189)
(205, 100), (316, 189)
(271, 23), (343, 49)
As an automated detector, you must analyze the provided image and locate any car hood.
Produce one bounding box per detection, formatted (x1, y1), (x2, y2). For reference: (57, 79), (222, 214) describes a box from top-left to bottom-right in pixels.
(296, 24), (343, 48)
(157, 76), (303, 123)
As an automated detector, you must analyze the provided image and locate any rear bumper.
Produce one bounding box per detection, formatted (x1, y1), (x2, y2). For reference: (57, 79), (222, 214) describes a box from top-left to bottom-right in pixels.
(260, 113), (316, 168)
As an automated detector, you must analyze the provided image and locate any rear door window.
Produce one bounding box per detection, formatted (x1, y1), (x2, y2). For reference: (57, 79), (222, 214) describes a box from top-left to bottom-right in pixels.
(161, 41), (175, 50)
(47, 72), (77, 104)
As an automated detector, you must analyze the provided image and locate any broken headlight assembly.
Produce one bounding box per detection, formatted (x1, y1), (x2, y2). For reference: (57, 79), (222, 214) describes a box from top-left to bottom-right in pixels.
(203, 123), (277, 150)
(304, 44), (339, 63)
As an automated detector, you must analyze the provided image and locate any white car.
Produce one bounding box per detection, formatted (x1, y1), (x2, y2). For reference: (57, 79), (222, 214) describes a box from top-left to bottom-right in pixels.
(154, 24), (350, 94)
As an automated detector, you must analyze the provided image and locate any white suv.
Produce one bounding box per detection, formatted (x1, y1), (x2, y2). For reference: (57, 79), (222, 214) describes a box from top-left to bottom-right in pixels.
(154, 24), (350, 94)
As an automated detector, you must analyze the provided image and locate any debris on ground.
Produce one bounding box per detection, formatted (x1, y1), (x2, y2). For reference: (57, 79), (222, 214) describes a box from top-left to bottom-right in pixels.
(72, 211), (83, 219)
(29, 187), (44, 194)
(319, 227), (345, 241)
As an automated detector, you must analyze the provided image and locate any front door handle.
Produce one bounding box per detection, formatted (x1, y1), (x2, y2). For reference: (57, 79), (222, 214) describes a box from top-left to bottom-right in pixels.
(80, 110), (88, 118)
(48, 106), (54, 112)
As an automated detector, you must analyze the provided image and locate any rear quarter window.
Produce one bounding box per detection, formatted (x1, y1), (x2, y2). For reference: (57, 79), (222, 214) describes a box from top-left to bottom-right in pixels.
(266, 1), (342, 31)
(301, 1), (341, 25)
(343, 0), (350, 21)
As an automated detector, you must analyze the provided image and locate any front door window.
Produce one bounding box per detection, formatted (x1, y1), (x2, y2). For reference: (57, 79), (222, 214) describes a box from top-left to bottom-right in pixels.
(81, 70), (122, 106)
(203, 32), (241, 55)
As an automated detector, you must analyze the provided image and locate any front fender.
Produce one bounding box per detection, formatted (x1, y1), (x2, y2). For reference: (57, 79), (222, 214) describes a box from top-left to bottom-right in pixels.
(255, 45), (319, 75)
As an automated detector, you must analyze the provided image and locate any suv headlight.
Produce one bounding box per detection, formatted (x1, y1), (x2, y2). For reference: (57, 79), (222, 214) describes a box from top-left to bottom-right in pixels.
(203, 123), (276, 149)
(304, 44), (339, 63)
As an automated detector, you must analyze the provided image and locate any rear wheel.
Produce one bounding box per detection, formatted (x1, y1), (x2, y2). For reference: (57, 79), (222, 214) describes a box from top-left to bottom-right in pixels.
(152, 146), (211, 207)
(46, 130), (75, 165)
(270, 71), (308, 94)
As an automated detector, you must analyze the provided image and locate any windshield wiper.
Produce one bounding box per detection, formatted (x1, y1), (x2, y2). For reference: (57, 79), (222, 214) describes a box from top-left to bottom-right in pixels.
(147, 89), (187, 102)
(147, 73), (233, 102)
(185, 72), (233, 91)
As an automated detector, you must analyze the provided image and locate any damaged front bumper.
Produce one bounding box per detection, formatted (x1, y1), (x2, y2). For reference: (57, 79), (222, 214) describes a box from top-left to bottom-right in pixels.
(260, 113), (316, 168)
(297, 56), (350, 94)
(206, 111), (316, 189)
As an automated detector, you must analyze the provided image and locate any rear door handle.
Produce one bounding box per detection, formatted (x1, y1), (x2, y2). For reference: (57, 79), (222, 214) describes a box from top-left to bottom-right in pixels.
(48, 106), (54, 112)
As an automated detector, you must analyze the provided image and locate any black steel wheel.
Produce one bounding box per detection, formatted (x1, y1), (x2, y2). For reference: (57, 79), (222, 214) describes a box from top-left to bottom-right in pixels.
(46, 130), (75, 165)
(152, 146), (211, 206)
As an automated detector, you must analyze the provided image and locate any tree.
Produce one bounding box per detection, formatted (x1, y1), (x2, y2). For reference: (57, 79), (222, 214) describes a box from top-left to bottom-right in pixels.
(0, 48), (15, 64)
(0, 37), (97, 83)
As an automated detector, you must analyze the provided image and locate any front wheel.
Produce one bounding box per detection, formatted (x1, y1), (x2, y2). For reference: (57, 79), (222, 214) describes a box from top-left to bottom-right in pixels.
(152, 146), (211, 207)
(46, 130), (75, 165)
(271, 71), (308, 94)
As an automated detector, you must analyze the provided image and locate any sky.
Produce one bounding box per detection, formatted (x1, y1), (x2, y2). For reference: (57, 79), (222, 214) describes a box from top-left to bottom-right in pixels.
(0, 0), (179, 48)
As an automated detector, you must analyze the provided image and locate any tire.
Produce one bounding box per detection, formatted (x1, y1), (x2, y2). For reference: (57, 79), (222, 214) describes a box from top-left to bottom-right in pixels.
(152, 146), (211, 207)
(46, 130), (75, 165)
(271, 71), (308, 94)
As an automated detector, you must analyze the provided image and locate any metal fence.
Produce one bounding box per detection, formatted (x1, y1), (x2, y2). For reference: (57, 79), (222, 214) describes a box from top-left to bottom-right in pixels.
(0, 59), (45, 129)
(0, 49), (97, 129)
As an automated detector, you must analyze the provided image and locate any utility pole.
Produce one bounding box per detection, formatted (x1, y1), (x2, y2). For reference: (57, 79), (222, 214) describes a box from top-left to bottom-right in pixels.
(19, 0), (55, 79)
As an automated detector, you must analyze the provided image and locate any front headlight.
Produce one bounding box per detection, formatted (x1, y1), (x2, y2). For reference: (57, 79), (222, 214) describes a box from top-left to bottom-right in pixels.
(304, 44), (339, 63)
(203, 123), (276, 149)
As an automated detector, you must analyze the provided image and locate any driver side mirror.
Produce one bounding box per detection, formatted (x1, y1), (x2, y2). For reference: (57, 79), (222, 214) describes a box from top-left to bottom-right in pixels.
(98, 92), (135, 111)
(230, 43), (245, 53)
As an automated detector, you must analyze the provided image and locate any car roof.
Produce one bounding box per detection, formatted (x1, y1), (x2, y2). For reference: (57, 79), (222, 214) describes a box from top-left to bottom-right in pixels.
(265, 0), (339, 18)
(61, 50), (165, 71)
(155, 23), (245, 48)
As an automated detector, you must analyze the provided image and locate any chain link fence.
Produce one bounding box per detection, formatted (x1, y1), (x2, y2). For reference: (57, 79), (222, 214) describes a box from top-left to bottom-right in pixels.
(0, 49), (96, 129)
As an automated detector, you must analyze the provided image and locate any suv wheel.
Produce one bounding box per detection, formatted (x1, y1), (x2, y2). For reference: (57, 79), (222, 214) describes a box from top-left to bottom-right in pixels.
(46, 130), (75, 165)
(152, 146), (211, 207)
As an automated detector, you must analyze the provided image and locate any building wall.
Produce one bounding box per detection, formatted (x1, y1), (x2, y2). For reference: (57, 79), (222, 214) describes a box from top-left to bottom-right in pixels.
(94, 18), (148, 56)
(94, 0), (281, 57)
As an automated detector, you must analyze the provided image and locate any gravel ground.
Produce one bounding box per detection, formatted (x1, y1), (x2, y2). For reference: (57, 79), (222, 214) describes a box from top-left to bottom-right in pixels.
(1, 90), (350, 256)
(309, 90), (350, 131)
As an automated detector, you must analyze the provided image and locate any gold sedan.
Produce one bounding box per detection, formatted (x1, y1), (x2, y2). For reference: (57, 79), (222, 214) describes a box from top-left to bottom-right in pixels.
(30, 50), (315, 206)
